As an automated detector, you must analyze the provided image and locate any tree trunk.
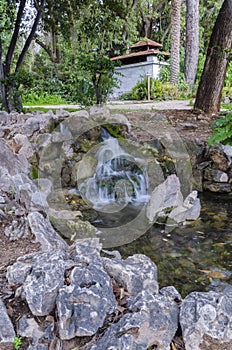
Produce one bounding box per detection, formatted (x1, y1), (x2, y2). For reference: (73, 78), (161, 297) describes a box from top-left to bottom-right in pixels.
(184, 0), (199, 88)
(0, 69), (7, 111)
(229, 0), (232, 15)
(170, 0), (181, 84)
(93, 73), (103, 105)
(0, 39), (7, 110)
(6, 84), (23, 112)
(0, 0), (44, 113)
(194, 0), (232, 114)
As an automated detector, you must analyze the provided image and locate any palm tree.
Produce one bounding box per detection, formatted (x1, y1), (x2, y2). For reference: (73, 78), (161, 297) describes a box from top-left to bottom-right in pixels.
(170, 0), (181, 84)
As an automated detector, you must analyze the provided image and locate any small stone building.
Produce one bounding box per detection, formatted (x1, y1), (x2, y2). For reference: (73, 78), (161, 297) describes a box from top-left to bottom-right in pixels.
(111, 39), (169, 99)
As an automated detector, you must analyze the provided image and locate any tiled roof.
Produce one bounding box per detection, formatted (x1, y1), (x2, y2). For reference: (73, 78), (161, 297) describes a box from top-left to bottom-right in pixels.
(111, 49), (169, 61)
(131, 39), (162, 49)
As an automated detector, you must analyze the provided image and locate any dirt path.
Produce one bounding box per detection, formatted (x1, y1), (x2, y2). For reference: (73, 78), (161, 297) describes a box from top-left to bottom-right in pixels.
(24, 99), (192, 111)
(108, 99), (192, 110)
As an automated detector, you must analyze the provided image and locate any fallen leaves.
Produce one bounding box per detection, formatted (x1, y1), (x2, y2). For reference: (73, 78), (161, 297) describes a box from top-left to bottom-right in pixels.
(199, 269), (228, 280)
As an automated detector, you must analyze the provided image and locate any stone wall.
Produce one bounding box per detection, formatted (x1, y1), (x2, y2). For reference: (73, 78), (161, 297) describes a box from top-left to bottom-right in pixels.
(185, 140), (232, 193)
(111, 57), (168, 99)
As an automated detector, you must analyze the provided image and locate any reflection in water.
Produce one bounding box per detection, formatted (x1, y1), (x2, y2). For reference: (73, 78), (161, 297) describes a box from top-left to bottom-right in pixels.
(114, 192), (232, 297)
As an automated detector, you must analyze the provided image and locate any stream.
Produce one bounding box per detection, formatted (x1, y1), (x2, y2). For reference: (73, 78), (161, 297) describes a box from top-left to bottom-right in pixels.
(112, 192), (232, 296)
(62, 124), (232, 297)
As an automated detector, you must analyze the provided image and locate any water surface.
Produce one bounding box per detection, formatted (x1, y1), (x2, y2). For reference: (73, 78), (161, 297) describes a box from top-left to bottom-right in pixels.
(115, 192), (232, 296)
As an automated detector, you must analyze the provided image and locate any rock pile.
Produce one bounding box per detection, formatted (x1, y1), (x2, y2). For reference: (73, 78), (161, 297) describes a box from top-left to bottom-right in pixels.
(0, 108), (232, 349)
(1, 229), (232, 349)
(187, 140), (232, 193)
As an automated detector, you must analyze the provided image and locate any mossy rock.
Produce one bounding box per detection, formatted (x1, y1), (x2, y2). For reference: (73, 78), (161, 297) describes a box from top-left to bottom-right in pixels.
(103, 124), (126, 139)
(49, 212), (97, 241)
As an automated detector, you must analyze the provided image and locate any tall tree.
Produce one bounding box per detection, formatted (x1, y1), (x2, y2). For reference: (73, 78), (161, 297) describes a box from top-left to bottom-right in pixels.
(0, 0), (45, 112)
(170, 0), (181, 83)
(194, 0), (232, 114)
(34, 0), (139, 105)
(184, 0), (199, 88)
(229, 0), (232, 14)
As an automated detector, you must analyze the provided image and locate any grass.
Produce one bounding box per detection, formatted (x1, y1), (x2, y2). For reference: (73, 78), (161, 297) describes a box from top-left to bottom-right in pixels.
(14, 336), (22, 350)
(22, 92), (67, 106)
(221, 103), (232, 111)
(24, 107), (81, 113)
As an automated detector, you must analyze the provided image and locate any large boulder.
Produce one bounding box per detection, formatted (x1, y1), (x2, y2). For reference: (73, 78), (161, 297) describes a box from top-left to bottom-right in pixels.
(146, 175), (201, 226)
(180, 290), (232, 350)
(102, 254), (159, 296)
(7, 250), (73, 316)
(204, 168), (229, 182)
(55, 239), (116, 340)
(168, 190), (201, 223)
(70, 238), (103, 267)
(21, 111), (56, 137)
(85, 291), (179, 350)
(0, 167), (48, 214)
(5, 216), (29, 241)
(18, 315), (44, 344)
(146, 174), (183, 222)
(89, 106), (131, 132)
(203, 181), (232, 193)
(10, 133), (35, 160)
(0, 298), (16, 343)
(57, 263), (116, 339)
(49, 208), (97, 241)
(209, 146), (229, 172)
(27, 211), (69, 251)
(0, 138), (29, 175)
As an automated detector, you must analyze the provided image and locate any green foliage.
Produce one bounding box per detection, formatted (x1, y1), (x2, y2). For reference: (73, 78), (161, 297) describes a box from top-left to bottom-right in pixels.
(195, 53), (206, 83)
(30, 166), (39, 180)
(14, 336), (22, 350)
(222, 86), (232, 100)
(22, 93), (67, 106)
(160, 65), (190, 98)
(103, 124), (126, 139)
(1, 0), (228, 111)
(177, 72), (190, 99)
(77, 52), (119, 105)
(131, 78), (148, 100)
(119, 92), (133, 100)
(24, 107), (80, 113)
(0, 0), (15, 39)
(130, 76), (188, 101)
(224, 60), (232, 88)
(199, 0), (223, 54)
(208, 112), (232, 146)
(159, 66), (170, 83)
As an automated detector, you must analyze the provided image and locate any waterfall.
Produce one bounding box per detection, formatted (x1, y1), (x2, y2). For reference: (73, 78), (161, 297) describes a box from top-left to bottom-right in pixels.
(78, 129), (149, 209)
(60, 122), (72, 138)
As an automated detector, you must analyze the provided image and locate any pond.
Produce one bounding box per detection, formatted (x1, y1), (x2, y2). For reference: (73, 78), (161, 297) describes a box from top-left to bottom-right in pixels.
(110, 192), (232, 296)
(56, 121), (232, 297)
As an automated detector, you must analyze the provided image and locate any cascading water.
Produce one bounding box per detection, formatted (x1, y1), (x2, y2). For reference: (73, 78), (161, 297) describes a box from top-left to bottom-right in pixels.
(78, 129), (150, 210)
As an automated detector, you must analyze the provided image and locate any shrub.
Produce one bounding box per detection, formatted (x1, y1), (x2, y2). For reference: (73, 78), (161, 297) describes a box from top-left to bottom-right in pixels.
(131, 78), (148, 100)
(130, 77), (182, 101)
(22, 92), (67, 106)
(222, 86), (232, 100)
(151, 80), (180, 100)
(208, 112), (232, 146)
(159, 65), (170, 82)
(119, 92), (133, 100)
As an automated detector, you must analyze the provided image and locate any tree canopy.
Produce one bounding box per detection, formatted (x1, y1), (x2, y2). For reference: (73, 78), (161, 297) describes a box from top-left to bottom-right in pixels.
(0, 0), (231, 112)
